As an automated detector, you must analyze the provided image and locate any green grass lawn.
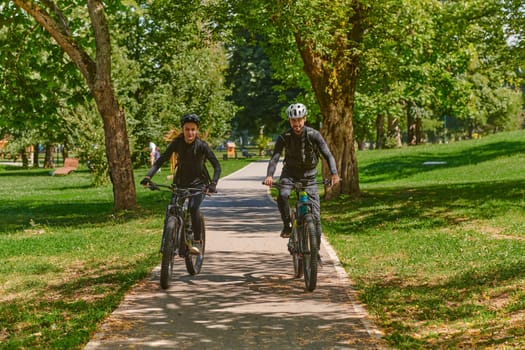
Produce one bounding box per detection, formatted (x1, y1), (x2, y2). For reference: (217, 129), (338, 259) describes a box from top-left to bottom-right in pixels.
(323, 130), (525, 349)
(0, 157), (254, 349)
(1, 131), (524, 349)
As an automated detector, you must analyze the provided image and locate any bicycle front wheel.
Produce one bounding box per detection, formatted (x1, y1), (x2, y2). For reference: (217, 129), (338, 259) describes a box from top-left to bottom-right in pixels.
(302, 214), (318, 292)
(292, 243), (303, 278)
(160, 216), (178, 289)
(185, 214), (206, 275)
(291, 212), (303, 278)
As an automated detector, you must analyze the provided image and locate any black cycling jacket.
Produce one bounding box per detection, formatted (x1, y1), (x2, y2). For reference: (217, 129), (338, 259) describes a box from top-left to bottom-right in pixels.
(267, 126), (338, 179)
(146, 135), (221, 187)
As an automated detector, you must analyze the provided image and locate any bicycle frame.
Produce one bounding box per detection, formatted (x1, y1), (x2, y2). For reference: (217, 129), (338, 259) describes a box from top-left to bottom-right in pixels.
(147, 182), (207, 289)
(267, 179), (329, 292)
(163, 189), (197, 256)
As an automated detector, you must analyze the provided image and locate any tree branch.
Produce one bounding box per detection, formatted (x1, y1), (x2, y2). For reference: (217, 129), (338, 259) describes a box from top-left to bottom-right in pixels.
(13, 0), (96, 86)
(87, 0), (112, 86)
(41, 0), (71, 36)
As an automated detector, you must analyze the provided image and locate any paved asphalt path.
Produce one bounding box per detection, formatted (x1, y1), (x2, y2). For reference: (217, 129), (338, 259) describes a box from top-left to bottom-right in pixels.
(85, 161), (386, 349)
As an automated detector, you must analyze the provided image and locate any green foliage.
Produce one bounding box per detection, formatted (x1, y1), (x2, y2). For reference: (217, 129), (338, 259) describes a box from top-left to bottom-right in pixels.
(217, 0), (322, 126)
(255, 134), (271, 154)
(224, 34), (293, 138)
(114, 0), (238, 158)
(355, 0), (524, 144)
(2, 1), (237, 172)
(0, 4), (89, 148)
(2, 0), (523, 197)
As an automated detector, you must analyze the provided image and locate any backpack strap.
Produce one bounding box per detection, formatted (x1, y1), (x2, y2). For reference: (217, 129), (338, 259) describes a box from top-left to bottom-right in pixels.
(301, 127), (307, 163)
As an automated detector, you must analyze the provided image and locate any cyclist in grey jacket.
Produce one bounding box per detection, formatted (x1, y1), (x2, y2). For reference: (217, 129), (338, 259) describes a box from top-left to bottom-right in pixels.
(264, 103), (339, 238)
(141, 114), (221, 250)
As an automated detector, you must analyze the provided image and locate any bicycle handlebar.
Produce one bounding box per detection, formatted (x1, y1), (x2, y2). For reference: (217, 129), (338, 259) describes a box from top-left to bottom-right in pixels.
(145, 181), (209, 196)
(262, 178), (332, 189)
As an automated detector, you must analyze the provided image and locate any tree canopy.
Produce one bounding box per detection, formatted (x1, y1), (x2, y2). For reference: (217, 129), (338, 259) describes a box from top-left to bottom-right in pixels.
(1, 0), (523, 205)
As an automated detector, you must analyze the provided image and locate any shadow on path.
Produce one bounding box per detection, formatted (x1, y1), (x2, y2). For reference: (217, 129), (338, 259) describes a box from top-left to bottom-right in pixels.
(85, 162), (386, 349)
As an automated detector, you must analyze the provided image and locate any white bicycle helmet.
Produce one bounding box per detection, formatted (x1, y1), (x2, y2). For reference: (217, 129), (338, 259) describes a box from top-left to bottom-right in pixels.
(286, 103), (307, 119)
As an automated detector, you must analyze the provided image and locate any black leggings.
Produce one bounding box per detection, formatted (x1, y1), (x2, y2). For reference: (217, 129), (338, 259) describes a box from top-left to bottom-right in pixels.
(171, 191), (206, 240)
(276, 177), (321, 231)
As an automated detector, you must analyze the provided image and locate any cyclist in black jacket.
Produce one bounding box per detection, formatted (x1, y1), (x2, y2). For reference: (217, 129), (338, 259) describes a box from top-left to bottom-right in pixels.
(141, 114), (221, 252)
(264, 103), (339, 238)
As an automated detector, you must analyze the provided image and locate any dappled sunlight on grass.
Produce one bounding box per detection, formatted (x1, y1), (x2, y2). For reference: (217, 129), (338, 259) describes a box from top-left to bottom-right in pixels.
(359, 132), (525, 185)
(323, 131), (525, 348)
(0, 158), (252, 349)
(0, 217), (161, 349)
(1, 132), (524, 348)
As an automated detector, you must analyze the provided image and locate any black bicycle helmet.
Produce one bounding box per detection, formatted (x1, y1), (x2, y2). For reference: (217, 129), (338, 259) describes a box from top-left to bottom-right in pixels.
(180, 113), (200, 127)
(286, 103), (307, 119)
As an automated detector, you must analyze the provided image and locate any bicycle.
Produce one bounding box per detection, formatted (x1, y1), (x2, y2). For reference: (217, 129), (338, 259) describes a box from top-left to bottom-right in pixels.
(265, 179), (330, 292)
(145, 181), (208, 289)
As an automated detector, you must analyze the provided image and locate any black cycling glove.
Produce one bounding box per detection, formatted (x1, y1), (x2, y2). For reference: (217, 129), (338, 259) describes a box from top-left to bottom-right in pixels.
(207, 182), (217, 193)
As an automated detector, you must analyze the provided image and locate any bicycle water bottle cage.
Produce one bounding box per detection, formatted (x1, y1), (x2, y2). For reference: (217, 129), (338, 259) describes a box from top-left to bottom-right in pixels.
(298, 191), (309, 216)
(299, 191), (308, 202)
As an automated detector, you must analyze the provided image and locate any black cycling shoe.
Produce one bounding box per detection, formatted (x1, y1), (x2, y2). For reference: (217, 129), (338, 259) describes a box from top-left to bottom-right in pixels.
(280, 223), (292, 238)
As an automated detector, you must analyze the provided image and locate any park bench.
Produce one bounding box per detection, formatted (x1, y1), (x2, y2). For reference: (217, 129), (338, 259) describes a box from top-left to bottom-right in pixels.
(53, 157), (79, 176)
(241, 149), (256, 158)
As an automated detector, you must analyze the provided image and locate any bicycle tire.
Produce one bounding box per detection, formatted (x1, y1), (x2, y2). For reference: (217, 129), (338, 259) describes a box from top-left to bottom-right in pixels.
(160, 216), (177, 289)
(292, 242), (303, 278)
(291, 212), (303, 278)
(302, 214), (318, 292)
(185, 213), (206, 275)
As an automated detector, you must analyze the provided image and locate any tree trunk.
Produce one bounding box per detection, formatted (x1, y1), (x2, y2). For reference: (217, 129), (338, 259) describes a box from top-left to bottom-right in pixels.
(407, 102), (416, 145)
(87, 1), (136, 210)
(20, 147), (29, 169)
(93, 91), (136, 210)
(387, 116), (402, 148)
(295, 7), (365, 200)
(32, 145), (39, 168)
(415, 117), (423, 144)
(407, 101), (424, 146)
(375, 114), (385, 149)
(319, 99), (360, 199)
(296, 52), (361, 199)
(44, 143), (54, 168)
(14, 0), (136, 210)
(62, 142), (69, 160)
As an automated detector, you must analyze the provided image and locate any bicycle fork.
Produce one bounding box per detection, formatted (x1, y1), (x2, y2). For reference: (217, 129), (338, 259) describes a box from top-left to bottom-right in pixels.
(287, 213), (300, 255)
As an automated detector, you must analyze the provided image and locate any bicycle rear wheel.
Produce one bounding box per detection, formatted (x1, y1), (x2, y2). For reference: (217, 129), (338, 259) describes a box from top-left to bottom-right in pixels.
(160, 216), (178, 289)
(302, 214), (318, 292)
(185, 214), (206, 275)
